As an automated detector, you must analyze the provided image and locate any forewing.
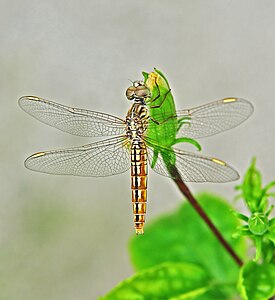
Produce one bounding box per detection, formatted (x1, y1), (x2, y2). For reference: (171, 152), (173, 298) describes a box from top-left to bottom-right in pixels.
(19, 96), (126, 137)
(150, 98), (253, 139)
(24, 136), (130, 177)
(146, 139), (239, 182)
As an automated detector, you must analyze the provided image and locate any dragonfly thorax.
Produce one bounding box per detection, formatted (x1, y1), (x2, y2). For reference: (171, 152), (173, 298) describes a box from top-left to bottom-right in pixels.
(126, 103), (149, 140)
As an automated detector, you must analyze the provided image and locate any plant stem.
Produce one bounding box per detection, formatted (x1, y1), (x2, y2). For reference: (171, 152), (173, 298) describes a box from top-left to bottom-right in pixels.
(169, 165), (243, 267)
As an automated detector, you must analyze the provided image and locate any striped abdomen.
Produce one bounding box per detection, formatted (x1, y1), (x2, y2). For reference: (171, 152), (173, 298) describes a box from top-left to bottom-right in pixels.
(131, 140), (147, 235)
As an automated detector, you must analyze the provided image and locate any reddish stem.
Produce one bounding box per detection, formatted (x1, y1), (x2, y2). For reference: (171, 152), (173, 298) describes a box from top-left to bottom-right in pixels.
(170, 165), (243, 267)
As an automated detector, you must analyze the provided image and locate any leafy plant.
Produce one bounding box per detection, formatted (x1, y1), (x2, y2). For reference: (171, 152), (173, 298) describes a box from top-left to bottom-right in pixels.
(234, 157), (275, 262)
(100, 70), (274, 300)
(100, 160), (274, 300)
(234, 158), (275, 299)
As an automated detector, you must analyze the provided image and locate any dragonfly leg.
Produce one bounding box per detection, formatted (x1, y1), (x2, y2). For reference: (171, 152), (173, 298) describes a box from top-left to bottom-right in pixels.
(151, 87), (171, 109)
(149, 80), (160, 104)
(150, 115), (174, 125)
(148, 77), (171, 109)
(150, 114), (190, 135)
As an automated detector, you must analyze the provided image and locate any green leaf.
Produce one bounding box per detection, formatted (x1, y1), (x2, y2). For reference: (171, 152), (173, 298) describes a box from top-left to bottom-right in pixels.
(142, 71), (149, 82)
(100, 262), (210, 300)
(238, 261), (275, 300)
(171, 137), (202, 151)
(129, 193), (247, 299)
(236, 157), (263, 212)
(143, 69), (178, 151)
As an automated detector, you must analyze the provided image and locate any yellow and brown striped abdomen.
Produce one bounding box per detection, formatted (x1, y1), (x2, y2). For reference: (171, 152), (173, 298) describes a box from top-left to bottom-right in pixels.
(131, 140), (147, 235)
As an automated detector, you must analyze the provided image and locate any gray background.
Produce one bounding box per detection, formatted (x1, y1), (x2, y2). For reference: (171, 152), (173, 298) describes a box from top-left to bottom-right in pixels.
(1, 0), (275, 299)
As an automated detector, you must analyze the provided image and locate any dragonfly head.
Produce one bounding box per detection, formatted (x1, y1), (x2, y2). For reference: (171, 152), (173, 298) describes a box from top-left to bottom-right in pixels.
(126, 81), (151, 102)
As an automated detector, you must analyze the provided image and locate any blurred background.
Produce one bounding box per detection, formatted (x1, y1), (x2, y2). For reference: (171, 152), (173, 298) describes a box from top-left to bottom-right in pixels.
(1, 0), (275, 299)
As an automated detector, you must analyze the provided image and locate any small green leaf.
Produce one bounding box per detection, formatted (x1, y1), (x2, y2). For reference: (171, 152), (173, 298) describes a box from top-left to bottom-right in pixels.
(237, 158), (275, 215)
(153, 67), (170, 87)
(150, 148), (159, 169)
(171, 137), (202, 151)
(232, 210), (249, 222)
(100, 262), (209, 300)
(238, 261), (275, 300)
(129, 193), (247, 299)
(240, 157), (263, 212)
(142, 71), (149, 82)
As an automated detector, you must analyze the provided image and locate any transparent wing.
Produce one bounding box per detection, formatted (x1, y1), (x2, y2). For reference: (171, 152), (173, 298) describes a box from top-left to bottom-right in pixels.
(145, 138), (239, 182)
(150, 98), (253, 139)
(19, 96), (126, 137)
(24, 136), (130, 177)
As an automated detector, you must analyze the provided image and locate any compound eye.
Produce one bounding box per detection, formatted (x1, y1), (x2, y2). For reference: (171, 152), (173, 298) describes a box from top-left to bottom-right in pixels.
(126, 86), (136, 100)
(135, 86), (151, 98)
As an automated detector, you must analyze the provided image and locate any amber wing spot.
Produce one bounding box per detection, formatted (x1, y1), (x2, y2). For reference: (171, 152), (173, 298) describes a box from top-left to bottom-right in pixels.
(223, 98), (237, 103)
(212, 158), (226, 166)
(31, 152), (46, 158)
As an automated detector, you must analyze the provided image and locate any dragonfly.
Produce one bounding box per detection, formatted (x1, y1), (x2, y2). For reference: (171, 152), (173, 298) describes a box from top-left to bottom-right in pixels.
(19, 70), (254, 234)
